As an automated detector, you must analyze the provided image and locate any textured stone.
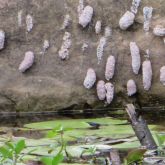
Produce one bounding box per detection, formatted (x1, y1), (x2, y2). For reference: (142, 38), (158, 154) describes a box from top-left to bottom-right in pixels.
(0, 0), (164, 112)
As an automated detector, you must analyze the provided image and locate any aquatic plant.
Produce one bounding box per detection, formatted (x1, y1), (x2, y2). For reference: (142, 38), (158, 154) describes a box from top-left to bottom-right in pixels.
(41, 154), (64, 165)
(95, 20), (102, 34)
(127, 79), (137, 96)
(105, 55), (115, 81)
(154, 133), (165, 156)
(97, 37), (107, 64)
(41, 125), (73, 165)
(119, 11), (135, 30)
(19, 51), (34, 73)
(96, 80), (106, 101)
(143, 7), (153, 32)
(105, 82), (114, 104)
(83, 68), (96, 89)
(130, 42), (141, 74)
(142, 60), (152, 91)
(26, 14), (33, 32)
(153, 25), (165, 36)
(0, 30), (5, 50)
(160, 66), (165, 86)
(124, 148), (146, 165)
(0, 139), (26, 165)
(79, 6), (93, 28)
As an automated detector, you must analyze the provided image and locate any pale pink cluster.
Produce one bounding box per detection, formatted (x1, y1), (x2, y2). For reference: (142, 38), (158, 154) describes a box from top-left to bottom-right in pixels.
(142, 60), (152, 91)
(97, 37), (107, 64)
(95, 20), (102, 34)
(130, 42), (141, 74)
(83, 68), (96, 89)
(82, 43), (88, 52)
(0, 30), (5, 50)
(105, 55), (115, 81)
(18, 10), (23, 27)
(43, 40), (50, 52)
(127, 79), (137, 96)
(58, 32), (71, 60)
(26, 14), (33, 32)
(130, 0), (141, 14)
(153, 25), (165, 37)
(61, 14), (71, 30)
(105, 82), (114, 104)
(160, 66), (165, 85)
(79, 6), (93, 28)
(119, 11), (135, 30)
(96, 80), (106, 100)
(104, 26), (112, 39)
(143, 7), (153, 32)
(19, 51), (34, 73)
(77, 0), (84, 17)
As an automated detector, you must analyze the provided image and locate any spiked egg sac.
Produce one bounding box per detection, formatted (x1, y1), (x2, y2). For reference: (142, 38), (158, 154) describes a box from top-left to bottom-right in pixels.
(153, 25), (165, 37)
(119, 11), (135, 30)
(18, 10), (23, 27)
(83, 68), (96, 89)
(130, 0), (141, 14)
(95, 20), (101, 34)
(19, 51), (34, 73)
(130, 42), (141, 74)
(58, 48), (69, 60)
(26, 14), (33, 32)
(104, 26), (112, 38)
(43, 40), (49, 52)
(0, 30), (5, 50)
(61, 14), (71, 30)
(160, 66), (165, 85)
(97, 80), (106, 100)
(97, 37), (107, 64)
(127, 79), (137, 96)
(77, 0), (84, 17)
(79, 5), (93, 28)
(142, 60), (152, 91)
(82, 43), (88, 52)
(143, 7), (153, 32)
(105, 82), (114, 104)
(58, 32), (71, 60)
(105, 55), (115, 81)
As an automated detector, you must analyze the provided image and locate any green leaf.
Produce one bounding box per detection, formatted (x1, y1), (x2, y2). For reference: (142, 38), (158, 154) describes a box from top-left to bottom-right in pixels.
(126, 148), (146, 164)
(81, 146), (96, 156)
(52, 154), (64, 165)
(5, 142), (15, 150)
(15, 140), (26, 154)
(154, 133), (165, 147)
(55, 125), (64, 134)
(0, 146), (13, 158)
(63, 127), (73, 132)
(41, 156), (53, 165)
(47, 131), (58, 138)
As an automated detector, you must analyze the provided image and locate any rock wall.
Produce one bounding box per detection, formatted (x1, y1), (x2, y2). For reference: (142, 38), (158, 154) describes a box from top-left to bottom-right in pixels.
(0, 0), (165, 112)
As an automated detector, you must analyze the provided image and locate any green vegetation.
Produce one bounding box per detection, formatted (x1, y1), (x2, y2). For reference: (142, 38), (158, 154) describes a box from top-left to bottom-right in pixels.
(0, 139), (26, 165)
(0, 117), (164, 164)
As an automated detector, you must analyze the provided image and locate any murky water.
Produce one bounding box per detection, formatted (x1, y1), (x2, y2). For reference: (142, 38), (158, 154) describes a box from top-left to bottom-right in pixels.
(0, 108), (165, 164)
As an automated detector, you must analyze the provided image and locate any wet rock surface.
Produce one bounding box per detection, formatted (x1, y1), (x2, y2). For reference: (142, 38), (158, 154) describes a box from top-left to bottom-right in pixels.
(0, 0), (165, 112)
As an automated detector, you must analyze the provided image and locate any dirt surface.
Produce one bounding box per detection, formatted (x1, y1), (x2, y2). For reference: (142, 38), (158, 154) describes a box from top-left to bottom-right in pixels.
(0, 0), (164, 112)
